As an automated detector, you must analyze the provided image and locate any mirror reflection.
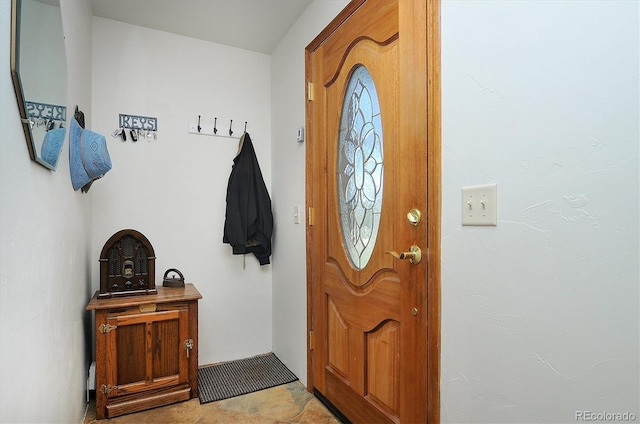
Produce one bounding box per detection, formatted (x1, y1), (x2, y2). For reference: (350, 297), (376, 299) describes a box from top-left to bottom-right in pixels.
(11, 0), (67, 170)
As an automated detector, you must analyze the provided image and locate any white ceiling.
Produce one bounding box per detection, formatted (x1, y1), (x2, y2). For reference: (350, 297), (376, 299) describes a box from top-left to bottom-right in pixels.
(89, 0), (314, 54)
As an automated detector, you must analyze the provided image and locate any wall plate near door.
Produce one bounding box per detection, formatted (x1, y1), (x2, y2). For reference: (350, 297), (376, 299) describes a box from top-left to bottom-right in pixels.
(462, 183), (497, 226)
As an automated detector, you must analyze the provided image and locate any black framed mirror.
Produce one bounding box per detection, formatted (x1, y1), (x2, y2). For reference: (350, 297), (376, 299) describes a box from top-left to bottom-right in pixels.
(10, 0), (67, 170)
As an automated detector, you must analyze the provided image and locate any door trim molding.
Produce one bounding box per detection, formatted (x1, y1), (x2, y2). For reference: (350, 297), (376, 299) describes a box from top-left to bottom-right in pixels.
(426, 1), (442, 422)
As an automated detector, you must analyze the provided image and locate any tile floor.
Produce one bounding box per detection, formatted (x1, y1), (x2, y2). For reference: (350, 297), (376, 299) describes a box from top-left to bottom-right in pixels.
(83, 381), (341, 424)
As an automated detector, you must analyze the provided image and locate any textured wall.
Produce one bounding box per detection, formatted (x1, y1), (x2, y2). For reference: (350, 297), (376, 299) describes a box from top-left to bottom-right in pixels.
(2, 1), (637, 422)
(270, 0), (350, 385)
(440, 1), (639, 422)
(90, 17), (273, 366)
(0, 0), (94, 422)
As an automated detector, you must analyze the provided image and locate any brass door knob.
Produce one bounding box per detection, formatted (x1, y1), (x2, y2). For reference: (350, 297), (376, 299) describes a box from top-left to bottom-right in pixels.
(386, 245), (422, 264)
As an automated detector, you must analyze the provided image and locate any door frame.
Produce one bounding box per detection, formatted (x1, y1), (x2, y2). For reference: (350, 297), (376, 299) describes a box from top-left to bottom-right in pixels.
(304, 0), (441, 422)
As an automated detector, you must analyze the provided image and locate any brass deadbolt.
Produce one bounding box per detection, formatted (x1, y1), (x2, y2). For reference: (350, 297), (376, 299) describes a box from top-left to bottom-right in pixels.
(407, 209), (422, 226)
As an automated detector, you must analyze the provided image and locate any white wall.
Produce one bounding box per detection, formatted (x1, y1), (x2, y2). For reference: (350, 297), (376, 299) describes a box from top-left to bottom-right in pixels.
(272, 0), (639, 422)
(90, 18), (273, 365)
(2, 1), (637, 423)
(270, 0), (349, 385)
(440, 1), (639, 423)
(0, 0), (93, 422)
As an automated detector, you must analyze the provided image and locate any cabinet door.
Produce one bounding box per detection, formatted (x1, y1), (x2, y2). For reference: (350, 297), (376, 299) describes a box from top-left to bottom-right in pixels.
(103, 308), (190, 398)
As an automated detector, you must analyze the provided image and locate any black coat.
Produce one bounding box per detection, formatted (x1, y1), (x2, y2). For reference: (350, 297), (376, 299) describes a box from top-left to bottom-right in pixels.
(223, 133), (273, 265)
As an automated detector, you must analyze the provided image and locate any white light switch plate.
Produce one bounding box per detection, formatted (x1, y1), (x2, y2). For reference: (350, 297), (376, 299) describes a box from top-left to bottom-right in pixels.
(293, 204), (301, 224)
(462, 184), (497, 226)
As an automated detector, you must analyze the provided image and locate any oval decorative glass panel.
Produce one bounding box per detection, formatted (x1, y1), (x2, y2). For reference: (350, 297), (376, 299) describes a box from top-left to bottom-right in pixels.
(337, 65), (384, 270)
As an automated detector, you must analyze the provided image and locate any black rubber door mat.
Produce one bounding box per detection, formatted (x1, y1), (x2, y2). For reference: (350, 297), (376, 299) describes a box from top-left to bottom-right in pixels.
(198, 353), (298, 404)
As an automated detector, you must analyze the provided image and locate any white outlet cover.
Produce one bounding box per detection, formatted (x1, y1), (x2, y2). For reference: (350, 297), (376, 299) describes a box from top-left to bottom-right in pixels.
(462, 183), (497, 226)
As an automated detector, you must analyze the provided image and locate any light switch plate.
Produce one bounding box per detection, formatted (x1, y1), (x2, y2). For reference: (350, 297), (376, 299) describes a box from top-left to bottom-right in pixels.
(294, 204), (301, 224)
(462, 183), (497, 226)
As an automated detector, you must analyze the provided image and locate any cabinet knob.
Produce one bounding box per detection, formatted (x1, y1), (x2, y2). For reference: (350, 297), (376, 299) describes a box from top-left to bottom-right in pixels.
(184, 339), (194, 358)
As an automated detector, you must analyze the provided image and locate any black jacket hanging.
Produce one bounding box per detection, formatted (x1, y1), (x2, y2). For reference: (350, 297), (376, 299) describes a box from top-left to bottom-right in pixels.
(223, 133), (273, 265)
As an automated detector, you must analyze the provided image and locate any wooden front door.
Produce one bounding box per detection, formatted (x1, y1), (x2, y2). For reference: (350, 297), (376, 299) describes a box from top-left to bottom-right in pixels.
(305, 0), (441, 423)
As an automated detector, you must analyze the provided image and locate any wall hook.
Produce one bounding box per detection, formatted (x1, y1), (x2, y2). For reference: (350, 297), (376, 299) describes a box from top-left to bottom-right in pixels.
(244, 121), (247, 133)
(229, 119), (234, 136)
(197, 115), (202, 133)
(213, 117), (218, 134)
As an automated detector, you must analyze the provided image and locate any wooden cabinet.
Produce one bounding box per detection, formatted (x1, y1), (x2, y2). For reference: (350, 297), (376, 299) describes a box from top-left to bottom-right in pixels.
(87, 284), (202, 419)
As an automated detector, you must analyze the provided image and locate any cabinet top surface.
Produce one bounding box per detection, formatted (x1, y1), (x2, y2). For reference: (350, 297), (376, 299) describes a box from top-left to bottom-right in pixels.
(86, 283), (202, 310)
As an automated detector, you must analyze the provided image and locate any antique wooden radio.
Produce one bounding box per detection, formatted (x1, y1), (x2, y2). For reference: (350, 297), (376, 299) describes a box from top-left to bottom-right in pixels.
(98, 229), (156, 298)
